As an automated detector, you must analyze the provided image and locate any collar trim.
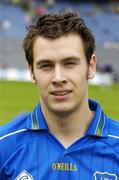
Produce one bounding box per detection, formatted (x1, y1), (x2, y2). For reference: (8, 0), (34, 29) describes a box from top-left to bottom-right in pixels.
(86, 99), (108, 137)
(95, 113), (105, 136)
(28, 100), (108, 137)
(31, 107), (39, 130)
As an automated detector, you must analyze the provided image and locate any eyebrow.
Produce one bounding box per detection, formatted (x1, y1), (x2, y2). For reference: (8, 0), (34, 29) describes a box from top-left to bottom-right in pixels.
(36, 60), (52, 66)
(35, 56), (80, 66)
(62, 56), (80, 62)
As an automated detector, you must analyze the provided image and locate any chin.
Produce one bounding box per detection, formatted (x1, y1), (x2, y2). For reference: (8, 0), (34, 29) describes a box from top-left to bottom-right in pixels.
(48, 104), (75, 116)
(51, 109), (71, 116)
(42, 99), (76, 116)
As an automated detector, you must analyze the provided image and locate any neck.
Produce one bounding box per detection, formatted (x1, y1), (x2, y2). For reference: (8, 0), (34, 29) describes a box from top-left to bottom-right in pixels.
(41, 100), (94, 148)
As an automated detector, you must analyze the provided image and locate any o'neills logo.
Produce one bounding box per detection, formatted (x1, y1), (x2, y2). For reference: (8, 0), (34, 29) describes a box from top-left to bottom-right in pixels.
(52, 162), (78, 171)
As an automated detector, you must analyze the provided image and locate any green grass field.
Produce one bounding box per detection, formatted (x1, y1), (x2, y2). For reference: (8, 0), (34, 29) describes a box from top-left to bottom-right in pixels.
(0, 80), (119, 126)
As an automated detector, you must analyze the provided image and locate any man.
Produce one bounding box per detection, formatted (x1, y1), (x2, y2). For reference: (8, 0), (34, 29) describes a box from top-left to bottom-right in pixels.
(0, 12), (119, 180)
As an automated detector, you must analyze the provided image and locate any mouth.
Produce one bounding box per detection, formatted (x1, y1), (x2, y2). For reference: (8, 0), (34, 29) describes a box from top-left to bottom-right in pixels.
(50, 90), (72, 101)
(50, 90), (72, 96)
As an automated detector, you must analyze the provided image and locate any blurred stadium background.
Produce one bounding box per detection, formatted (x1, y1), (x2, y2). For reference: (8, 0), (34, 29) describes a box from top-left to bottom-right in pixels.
(0, 0), (119, 125)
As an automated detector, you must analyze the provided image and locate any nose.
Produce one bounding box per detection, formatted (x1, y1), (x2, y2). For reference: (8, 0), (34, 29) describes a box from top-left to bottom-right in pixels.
(52, 65), (67, 85)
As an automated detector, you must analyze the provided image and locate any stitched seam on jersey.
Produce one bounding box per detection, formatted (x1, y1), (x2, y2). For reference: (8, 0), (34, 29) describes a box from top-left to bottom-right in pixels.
(108, 134), (119, 139)
(0, 129), (27, 141)
(100, 139), (119, 155)
(0, 139), (33, 173)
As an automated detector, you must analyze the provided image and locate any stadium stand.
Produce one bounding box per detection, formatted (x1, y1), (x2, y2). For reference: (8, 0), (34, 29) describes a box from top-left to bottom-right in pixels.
(0, 1), (119, 83)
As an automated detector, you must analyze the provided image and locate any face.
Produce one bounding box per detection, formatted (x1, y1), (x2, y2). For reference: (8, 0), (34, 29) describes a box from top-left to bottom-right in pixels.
(31, 33), (96, 116)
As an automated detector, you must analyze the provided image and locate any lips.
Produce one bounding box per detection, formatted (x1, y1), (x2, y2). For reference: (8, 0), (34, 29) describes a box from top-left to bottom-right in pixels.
(50, 90), (72, 96)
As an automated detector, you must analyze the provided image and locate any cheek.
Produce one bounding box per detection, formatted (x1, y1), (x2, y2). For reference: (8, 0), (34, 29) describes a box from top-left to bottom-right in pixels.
(35, 73), (51, 90)
(37, 79), (47, 89)
(71, 70), (88, 84)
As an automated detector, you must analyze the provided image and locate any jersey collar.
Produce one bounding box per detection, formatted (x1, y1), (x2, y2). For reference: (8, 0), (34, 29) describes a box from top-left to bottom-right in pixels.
(27, 99), (108, 137)
(86, 99), (108, 137)
(27, 103), (48, 130)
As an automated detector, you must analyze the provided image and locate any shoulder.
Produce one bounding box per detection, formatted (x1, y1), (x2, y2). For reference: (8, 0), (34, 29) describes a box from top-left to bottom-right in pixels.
(0, 113), (32, 170)
(103, 117), (119, 153)
(108, 117), (119, 138)
(0, 113), (29, 139)
(0, 113), (31, 148)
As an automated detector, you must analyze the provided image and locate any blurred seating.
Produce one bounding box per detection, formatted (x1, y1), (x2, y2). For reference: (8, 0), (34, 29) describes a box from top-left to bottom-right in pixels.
(0, 1), (119, 82)
(0, 4), (27, 37)
(0, 2), (119, 42)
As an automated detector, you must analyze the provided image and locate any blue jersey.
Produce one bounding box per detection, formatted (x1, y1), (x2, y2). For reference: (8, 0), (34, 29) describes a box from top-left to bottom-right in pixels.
(0, 99), (119, 180)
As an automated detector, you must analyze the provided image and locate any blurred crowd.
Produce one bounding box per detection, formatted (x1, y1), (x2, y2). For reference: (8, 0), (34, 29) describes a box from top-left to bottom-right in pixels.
(1, 0), (119, 18)
(0, 0), (119, 83)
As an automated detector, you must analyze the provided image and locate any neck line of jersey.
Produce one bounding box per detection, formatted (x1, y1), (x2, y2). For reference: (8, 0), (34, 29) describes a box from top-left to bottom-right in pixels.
(26, 99), (108, 137)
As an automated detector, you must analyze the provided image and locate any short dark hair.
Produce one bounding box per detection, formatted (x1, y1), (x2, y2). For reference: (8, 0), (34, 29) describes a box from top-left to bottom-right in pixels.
(23, 11), (96, 67)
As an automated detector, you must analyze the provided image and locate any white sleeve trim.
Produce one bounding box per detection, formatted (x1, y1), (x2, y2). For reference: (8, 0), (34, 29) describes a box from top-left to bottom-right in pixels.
(0, 129), (27, 141)
(108, 134), (119, 139)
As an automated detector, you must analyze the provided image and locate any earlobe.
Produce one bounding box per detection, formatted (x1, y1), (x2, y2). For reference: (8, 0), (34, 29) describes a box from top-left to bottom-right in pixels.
(88, 54), (97, 80)
(88, 69), (95, 79)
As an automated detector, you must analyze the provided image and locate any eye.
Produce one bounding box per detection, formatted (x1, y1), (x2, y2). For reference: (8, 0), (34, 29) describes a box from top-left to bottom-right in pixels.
(39, 64), (53, 71)
(65, 61), (77, 67)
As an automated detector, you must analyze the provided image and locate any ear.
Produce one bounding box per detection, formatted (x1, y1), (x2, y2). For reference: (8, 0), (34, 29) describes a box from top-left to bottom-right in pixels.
(88, 54), (97, 79)
(28, 64), (37, 84)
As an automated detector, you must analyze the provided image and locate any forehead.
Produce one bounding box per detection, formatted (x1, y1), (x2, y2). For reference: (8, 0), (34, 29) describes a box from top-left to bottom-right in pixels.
(33, 33), (85, 61)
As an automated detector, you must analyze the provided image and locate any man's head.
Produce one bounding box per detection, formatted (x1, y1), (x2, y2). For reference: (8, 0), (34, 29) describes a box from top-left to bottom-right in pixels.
(23, 11), (97, 116)
(23, 11), (96, 69)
